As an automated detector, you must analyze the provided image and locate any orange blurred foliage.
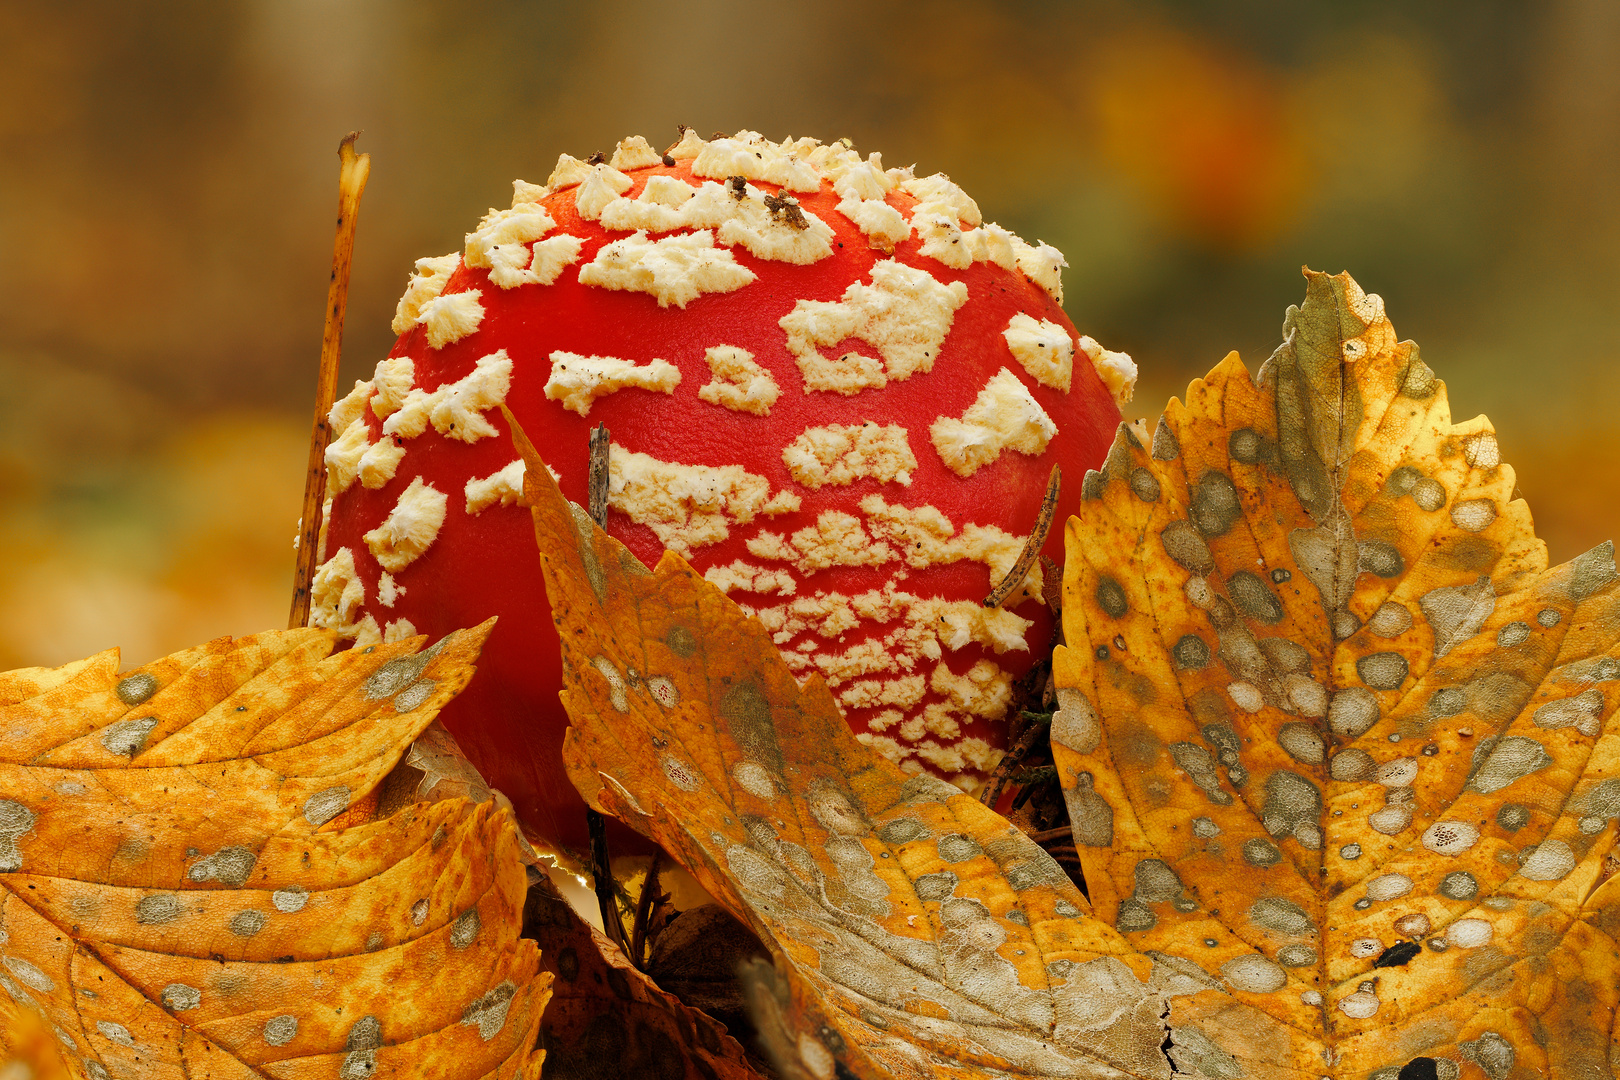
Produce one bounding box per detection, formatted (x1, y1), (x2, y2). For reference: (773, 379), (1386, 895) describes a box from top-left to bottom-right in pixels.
(1088, 26), (1312, 249)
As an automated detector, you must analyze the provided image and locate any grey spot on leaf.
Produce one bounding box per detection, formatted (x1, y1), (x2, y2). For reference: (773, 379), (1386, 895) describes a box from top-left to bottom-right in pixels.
(1450, 499), (1497, 532)
(1386, 466), (1420, 495)
(936, 833), (983, 864)
(1420, 577), (1496, 659)
(1161, 520), (1214, 574)
(1064, 772), (1115, 846)
(914, 871), (958, 902)
(135, 894), (184, 924)
(364, 654), (431, 700)
(0, 800), (35, 872)
(229, 910), (266, 937)
(877, 818), (929, 846)
(96, 1020), (135, 1047)
(1152, 416), (1180, 460)
(393, 679), (437, 713)
(161, 983), (201, 1011)
(1248, 895), (1315, 936)
(1532, 688), (1604, 737)
(451, 908), (481, 949)
(1358, 540), (1404, 578)
(1227, 572), (1283, 623)
(1519, 838), (1575, 881)
(3, 956), (54, 993)
(1220, 954), (1286, 993)
(665, 625), (697, 657)
(188, 846), (258, 887)
(1277, 722), (1325, 764)
(1366, 601), (1414, 638)
(1191, 471), (1242, 537)
(1173, 635), (1211, 671)
(1228, 427), (1266, 464)
(461, 981), (517, 1041)
(1497, 621), (1530, 647)
(1095, 576), (1128, 618)
(1401, 358), (1437, 398)
(1570, 540), (1618, 602)
(1242, 838), (1281, 867)
(1411, 476), (1446, 511)
(1132, 859), (1183, 903)
(1428, 687), (1466, 719)
(1117, 898), (1156, 932)
(1328, 687), (1380, 737)
(264, 1014), (298, 1046)
(100, 716), (158, 756)
(115, 673), (159, 705)
(1277, 943), (1316, 966)
(272, 886), (309, 913)
(1469, 736), (1553, 793)
(1357, 651), (1409, 690)
(1460, 1032), (1515, 1080)
(303, 786), (351, 826)
(1438, 871), (1478, 900)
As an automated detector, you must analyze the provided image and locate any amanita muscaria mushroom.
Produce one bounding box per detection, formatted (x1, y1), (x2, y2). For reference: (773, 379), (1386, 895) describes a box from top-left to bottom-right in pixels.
(318, 129), (1137, 851)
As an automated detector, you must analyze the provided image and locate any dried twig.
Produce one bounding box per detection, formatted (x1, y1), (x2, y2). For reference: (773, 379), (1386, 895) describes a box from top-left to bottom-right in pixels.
(983, 464), (1060, 608)
(586, 809), (629, 953)
(584, 422), (630, 952)
(588, 423), (611, 524)
(978, 712), (1051, 808)
(1026, 824), (1073, 846)
(290, 132), (370, 629)
(629, 851), (664, 971)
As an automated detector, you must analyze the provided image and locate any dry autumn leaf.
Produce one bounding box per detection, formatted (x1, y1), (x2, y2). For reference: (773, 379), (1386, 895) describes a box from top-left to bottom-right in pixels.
(0, 621), (555, 1080)
(1054, 269), (1620, 1078)
(512, 416), (1190, 1079)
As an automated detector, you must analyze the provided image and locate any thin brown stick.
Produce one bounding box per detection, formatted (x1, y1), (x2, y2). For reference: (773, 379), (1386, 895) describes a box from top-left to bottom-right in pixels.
(588, 423), (611, 524)
(584, 421), (631, 952)
(1027, 824), (1073, 846)
(978, 718), (1049, 808)
(629, 851), (663, 970)
(290, 132), (370, 629)
(587, 808), (630, 952)
(983, 464), (1061, 608)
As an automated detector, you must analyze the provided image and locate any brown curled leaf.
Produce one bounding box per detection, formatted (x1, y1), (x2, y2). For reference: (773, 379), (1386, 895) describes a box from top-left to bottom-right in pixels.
(522, 870), (764, 1080)
(0, 621), (554, 1080)
(1053, 268), (1620, 1077)
(513, 415), (1185, 1080)
(410, 718), (497, 805)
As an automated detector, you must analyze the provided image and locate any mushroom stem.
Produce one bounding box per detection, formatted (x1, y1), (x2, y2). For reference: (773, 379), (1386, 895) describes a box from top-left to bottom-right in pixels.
(289, 132), (370, 629)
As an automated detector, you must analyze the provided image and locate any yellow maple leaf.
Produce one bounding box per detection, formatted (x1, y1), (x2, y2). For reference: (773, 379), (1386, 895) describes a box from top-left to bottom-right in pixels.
(0, 621), (554, 1080)
(1053, 269), (1620, 1078)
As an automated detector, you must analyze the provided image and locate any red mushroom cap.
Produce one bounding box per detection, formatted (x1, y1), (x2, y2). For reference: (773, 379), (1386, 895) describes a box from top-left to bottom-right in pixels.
(318, 131), (1136, 852)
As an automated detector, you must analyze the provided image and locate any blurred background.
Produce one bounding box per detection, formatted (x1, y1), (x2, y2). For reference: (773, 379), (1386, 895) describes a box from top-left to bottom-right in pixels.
(0, 0), (1615, 671)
